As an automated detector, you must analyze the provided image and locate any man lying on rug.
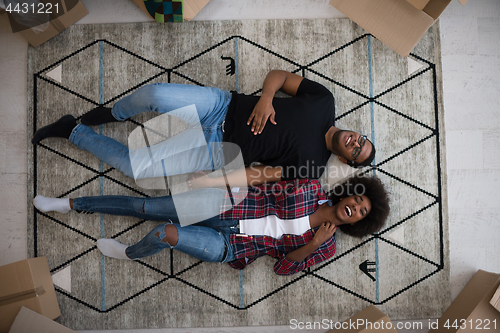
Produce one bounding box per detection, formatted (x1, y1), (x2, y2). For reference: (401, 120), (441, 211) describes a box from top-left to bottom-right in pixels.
(33, 176), (389, 276)
(32, 70), (375, 186)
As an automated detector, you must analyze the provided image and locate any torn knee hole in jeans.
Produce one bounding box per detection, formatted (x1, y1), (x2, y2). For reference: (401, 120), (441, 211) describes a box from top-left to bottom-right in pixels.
(154, 231), (170, 244)
(155, 225), (174, 245)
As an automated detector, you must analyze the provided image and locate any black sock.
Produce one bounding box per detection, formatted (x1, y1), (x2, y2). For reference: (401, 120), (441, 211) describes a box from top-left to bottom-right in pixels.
(32, 115), (76, 145)
(81, 106), (118, 126)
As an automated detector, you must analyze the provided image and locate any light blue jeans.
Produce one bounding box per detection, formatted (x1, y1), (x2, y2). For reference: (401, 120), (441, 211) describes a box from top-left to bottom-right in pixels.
(72, 188), (238, 262)
(69, 83), (232, 178)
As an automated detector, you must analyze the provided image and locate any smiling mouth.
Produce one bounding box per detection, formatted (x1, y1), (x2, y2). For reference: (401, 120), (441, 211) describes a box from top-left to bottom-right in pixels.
(344, 205), (352, 217)
(345, 135), (352, 147)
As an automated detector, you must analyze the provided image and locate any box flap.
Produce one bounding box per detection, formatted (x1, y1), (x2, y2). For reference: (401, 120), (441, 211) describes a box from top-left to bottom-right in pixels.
(463, 297), (500, 332)
(406, 0), (431, 11)
(430, 270), (500, 332)
(184, 0), (210, 21)
(0, 286), (45, 307)
(28, 257), (60, 320)
(457, 0), (468, 6)
(0, 259), (37, 299)
(328, 305), (398, 332)
(9, 307), (76, 333)
(423, 0), (452, 20)
(329, 0), (435, 57)
(490, 285), (500, 312)
(17, 0), (88, 47)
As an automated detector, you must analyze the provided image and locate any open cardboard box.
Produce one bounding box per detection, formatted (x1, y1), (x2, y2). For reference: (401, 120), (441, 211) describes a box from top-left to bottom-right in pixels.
(133, 0), (210, 22)
(9, 307), (75, 333)
(326, 305), (399, 332)
(429, 269), (500, 332)
(329, 0), (469, 57)
(1, 0), (88, 47)
(0, 257), (60, 333)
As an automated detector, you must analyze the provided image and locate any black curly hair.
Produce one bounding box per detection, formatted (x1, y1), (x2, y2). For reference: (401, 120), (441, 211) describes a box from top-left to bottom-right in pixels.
(329, 175), (390, 238)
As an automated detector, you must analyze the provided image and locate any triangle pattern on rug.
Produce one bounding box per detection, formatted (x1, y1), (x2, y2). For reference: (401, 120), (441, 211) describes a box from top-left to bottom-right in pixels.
(377, 239), (439, 302)
(379, 203), (442, 264)
(52, 265), (71, 292)
(38, 41), (101, 103)
(101, 41), (165, 104)
(385, 225), (405, 246)
(374, 172), (437, 233)
(46, 64), (62, 83)
(307, 70), (370, 120)
(308, 34), (371, 98)
(408, 57), (425, 76)
(312, 239), (378, 303)
(376, 69), (436, 129)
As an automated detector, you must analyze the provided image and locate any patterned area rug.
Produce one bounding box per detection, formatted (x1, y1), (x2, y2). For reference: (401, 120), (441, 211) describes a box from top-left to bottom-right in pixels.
(27, 19), (449, 330)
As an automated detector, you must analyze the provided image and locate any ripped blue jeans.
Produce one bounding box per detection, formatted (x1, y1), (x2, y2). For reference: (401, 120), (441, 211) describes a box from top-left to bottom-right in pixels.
(124, 220), (238, 262)
(72, 190), (238, 262)
(68, 83), (232, 178)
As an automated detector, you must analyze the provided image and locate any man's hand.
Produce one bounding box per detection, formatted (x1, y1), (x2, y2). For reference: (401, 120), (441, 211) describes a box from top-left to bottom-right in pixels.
(312, 222), (337, 246)
(247, 95), (277, 135)
(245, 70), (303, 135)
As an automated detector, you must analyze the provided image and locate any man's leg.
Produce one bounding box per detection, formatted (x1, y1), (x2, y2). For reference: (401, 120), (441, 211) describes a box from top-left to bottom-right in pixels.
(68, 124), (136, 178)
(82, 83), (231, 127)
(33, 84), (231, 179)
(31, 115), (76, 145)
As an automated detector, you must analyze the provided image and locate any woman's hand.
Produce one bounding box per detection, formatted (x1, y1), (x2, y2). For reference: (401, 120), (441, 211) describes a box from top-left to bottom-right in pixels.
(312, 222), (337, 246)
(187, 172), (215, 190)
(247, 95), (277, 135)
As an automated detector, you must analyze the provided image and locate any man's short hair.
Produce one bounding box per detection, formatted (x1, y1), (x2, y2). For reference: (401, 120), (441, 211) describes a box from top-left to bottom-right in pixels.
(329, 175), (390, 238)
(347, 139), (376, 168)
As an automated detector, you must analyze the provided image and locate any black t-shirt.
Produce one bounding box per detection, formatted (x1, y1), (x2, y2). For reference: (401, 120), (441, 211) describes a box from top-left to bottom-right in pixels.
(223, 79), (335, 180)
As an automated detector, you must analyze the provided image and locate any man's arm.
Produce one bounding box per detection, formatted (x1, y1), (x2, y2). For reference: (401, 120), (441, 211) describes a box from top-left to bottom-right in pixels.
(247, 70), (304, 135)
(188, 165), (282, 189)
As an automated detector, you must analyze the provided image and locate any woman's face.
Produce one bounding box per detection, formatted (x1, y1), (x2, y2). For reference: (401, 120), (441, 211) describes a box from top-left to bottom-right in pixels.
(334, 195), (372, 226)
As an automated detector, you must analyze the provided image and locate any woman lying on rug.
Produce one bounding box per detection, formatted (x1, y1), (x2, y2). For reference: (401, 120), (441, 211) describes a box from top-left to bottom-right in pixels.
(33, 176), (389, 276)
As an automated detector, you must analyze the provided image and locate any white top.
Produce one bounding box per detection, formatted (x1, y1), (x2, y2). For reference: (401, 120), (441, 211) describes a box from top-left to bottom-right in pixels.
(239, 215), (311, 238)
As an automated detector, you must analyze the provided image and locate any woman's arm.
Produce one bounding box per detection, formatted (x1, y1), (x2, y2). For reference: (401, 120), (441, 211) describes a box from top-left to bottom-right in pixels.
(188, 165), (282, 188)
(285, 223), (336, 262)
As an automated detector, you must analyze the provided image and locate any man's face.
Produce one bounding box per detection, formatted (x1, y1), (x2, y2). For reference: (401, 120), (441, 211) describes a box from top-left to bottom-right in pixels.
(332, 130), (372, 165)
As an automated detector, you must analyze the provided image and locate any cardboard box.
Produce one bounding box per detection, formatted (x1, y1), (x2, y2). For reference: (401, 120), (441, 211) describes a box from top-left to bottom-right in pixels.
(133, 0), (210, 22)
(326, 305), (399, 332)
(9, 307), (75, 333)
(329, 0), (469, 57)
(429, 269), (500, 332)
(490, 285), (500, 312)
(0, 257), (60, 333)
(1, 0), (88, 47)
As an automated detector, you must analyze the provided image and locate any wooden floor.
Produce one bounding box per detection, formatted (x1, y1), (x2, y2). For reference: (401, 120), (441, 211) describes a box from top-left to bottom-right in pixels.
(0, 0), (499, 332)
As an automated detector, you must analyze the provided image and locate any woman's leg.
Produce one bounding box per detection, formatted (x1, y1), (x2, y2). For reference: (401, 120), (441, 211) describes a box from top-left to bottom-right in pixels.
(68, 188), (227, 225)
(99, 223), (235, 262)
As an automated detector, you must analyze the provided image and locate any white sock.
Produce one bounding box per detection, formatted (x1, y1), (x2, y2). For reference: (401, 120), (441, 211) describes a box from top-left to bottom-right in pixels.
(33, 195), (71, 214)
(97, 239), (130, 260)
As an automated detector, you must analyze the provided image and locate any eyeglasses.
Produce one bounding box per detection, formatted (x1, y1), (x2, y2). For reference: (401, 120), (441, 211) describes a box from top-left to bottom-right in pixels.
(352, 135), (367, 160)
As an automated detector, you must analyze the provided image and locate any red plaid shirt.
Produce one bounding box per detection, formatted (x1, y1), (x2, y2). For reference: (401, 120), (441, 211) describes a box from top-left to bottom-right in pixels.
(221, 179), (336, 275)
